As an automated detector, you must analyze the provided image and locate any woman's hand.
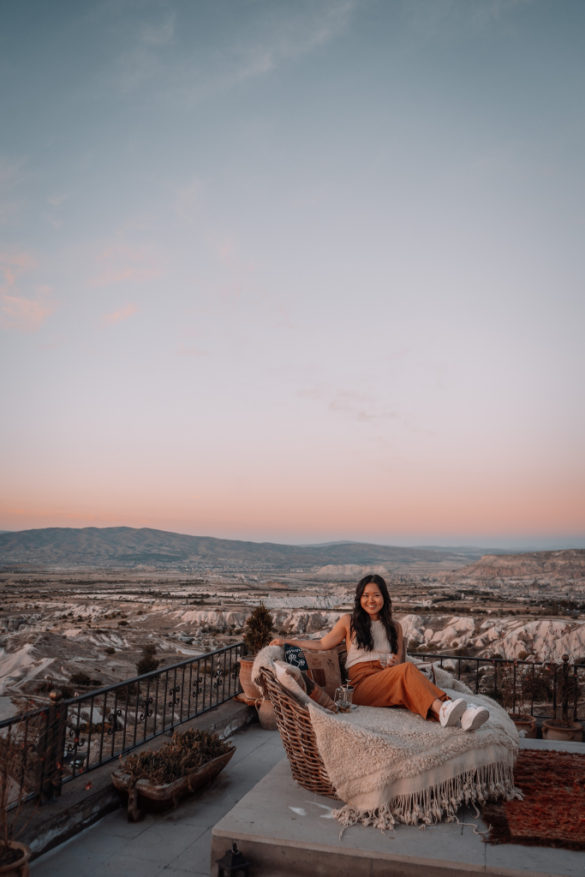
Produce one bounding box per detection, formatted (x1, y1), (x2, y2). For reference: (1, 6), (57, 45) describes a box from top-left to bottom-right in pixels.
(381, 653), (399, 667)
(270, 637), (283, 647)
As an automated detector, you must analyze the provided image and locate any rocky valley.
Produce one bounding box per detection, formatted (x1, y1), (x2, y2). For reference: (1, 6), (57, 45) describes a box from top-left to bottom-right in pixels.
(1, 529), (584, 721)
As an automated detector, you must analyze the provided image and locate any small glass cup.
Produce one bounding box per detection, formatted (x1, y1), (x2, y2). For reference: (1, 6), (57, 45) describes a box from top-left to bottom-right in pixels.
(335, 684), (354, 711)
(343, 684), (354, 708)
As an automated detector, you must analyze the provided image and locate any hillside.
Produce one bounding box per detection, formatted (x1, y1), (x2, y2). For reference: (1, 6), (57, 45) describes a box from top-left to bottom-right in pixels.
(0, 526), (480, 573)
(442, 549), (585, 587)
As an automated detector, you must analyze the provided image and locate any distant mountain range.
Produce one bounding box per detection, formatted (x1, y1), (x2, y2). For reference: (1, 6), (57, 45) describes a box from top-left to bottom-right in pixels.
(0, 526), (487, 572)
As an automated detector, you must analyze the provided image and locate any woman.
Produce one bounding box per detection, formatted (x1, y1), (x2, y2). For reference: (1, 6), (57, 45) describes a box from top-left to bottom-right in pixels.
(271, 573), (488, 731)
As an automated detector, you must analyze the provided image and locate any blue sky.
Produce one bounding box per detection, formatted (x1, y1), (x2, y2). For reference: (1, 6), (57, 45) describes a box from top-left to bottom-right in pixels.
(1, 0), (584, 548)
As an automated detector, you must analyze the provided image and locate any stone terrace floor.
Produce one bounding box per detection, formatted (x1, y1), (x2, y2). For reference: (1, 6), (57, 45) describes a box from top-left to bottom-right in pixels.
(29, 720), (284, 877)
(30, 722), (585, 877)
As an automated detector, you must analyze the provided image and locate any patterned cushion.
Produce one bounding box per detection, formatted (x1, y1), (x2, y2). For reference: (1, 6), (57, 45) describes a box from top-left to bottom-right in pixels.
(303, 673), (338, 712)
(283, 643), (342, 698)
(273, 661), (337, 712)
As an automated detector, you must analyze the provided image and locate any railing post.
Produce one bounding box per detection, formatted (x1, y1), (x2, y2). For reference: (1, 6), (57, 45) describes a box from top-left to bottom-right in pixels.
(40, 690), (67, 803)
(561, 653), (570, 724)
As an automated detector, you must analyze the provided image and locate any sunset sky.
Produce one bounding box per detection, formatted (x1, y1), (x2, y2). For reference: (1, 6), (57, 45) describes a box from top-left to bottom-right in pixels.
(1, 0), (584, 549)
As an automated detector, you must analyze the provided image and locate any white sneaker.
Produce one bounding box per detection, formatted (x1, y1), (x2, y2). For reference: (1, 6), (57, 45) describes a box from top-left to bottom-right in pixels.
(439, 698), (466, 728)
(461, 703), (489, 731)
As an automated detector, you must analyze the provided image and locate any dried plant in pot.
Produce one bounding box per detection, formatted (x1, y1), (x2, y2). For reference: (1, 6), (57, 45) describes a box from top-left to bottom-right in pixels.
(238, 602), (274, 702)
(112, 728), (234, 821)
(0, 730), (31, 877)
(542, 655), (583, 742)
(497, 660), (538, 738)
(0, 811), (30, 877)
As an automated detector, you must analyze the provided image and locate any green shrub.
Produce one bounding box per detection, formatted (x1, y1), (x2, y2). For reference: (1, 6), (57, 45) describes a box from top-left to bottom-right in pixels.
(70, 671), (91, 687)
(136, 644), (159, 675)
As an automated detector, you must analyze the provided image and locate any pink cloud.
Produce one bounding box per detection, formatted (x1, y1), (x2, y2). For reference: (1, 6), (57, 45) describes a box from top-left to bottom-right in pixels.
(0, 292), (54, 331)
(103, 303), (138, 325)
(1, 251), (36, 286)
(0, 252), (55, 331)
(91, 243), (160, 287)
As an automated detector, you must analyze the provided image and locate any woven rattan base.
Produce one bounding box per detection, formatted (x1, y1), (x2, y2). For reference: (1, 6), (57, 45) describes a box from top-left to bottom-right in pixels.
(259, 668), (337, 797)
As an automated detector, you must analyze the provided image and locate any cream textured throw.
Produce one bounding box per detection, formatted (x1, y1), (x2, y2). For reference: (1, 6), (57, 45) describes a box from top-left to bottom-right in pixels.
(308, 689), (519, 829)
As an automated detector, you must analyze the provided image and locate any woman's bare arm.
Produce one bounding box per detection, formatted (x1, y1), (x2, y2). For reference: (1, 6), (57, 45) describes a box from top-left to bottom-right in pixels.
(270, 615), (350, 651)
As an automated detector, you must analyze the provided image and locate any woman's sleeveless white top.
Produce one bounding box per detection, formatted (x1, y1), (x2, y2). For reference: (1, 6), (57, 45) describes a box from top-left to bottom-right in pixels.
(345, 619), (393, 669)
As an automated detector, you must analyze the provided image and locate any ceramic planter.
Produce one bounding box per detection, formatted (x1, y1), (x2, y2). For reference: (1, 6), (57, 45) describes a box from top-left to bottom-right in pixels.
(509, 713), (537, 738)
(256, 698), (277, 730)
(112, 748), (234, 821)
(541, 719), (583, 742)
(0, 841), (30, 877)
(238, 655), (262, 700)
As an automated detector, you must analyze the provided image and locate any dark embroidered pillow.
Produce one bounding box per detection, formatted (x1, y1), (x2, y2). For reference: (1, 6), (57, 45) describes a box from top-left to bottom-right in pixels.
(283, 643), (309, 672)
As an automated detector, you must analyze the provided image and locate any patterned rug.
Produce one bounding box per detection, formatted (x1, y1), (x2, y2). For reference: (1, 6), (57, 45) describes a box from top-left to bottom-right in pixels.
(482, 749), (585, 850)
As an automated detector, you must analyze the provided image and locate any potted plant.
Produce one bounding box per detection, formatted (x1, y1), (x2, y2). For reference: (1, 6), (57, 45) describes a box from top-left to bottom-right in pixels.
(0, 840), (29, 877)
(0, 814), (30, 877)
(497, 661), (537, 738)
(0, 732), (31, 877)
(238, 602), (274, 702)
(508, 712), (537, 738)
(112, 728), (234, 821)
(542, 655), (583, 742)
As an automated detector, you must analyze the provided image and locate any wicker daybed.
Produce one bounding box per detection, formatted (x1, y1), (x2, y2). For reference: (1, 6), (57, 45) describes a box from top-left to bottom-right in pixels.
(258, 666), (336, 797)
(256, 651), (520, 830)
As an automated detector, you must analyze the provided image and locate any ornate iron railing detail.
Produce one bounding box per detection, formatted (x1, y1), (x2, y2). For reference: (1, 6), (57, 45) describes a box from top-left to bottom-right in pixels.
(0, 642), (244, 810)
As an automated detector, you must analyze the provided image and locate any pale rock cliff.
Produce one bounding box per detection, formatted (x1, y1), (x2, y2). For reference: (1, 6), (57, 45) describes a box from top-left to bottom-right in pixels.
(400, 613), (585, 662)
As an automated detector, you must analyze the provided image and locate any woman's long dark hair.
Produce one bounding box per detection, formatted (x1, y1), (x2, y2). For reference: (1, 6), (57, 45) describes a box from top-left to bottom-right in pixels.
(350, 574), (398, 653)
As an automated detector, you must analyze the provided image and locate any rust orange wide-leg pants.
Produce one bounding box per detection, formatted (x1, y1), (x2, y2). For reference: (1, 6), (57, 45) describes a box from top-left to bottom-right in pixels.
(347, 661), (449, 720)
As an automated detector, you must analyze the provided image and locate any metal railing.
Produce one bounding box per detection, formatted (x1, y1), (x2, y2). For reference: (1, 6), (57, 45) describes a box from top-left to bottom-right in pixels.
(2, 646), (584, 817)
(0, 642), (244, 810)
(416, 651), (585, 721)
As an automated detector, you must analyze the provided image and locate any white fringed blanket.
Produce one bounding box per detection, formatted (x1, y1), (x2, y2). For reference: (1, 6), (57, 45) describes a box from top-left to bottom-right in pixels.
(308, 686), (519, 830)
